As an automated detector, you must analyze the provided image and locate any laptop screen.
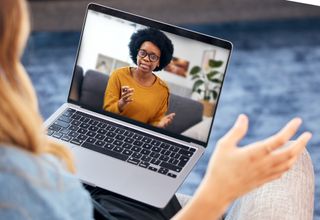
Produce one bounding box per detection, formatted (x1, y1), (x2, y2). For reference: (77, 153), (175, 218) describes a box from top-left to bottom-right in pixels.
(69, 4), (232, 145)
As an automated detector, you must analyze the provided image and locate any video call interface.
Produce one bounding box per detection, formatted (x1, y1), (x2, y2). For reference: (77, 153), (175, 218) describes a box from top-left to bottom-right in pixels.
(70, 9), (231, 143)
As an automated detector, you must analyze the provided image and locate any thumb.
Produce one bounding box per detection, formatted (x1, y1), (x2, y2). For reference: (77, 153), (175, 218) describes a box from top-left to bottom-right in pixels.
(220, 114), (248, 146)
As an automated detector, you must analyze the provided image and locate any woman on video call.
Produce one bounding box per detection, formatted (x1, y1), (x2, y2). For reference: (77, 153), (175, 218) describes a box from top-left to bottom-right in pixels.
(0, 0), (314, 219)
(103, 28), (176, 128)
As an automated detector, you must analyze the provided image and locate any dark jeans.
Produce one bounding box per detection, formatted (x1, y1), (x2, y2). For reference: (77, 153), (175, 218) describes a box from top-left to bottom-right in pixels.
(85, 185), (182, 220)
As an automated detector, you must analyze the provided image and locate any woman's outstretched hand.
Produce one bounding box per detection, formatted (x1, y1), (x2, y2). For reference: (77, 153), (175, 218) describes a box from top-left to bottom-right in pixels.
(157, 113), (176, 128)
(172, 114), (312, 220)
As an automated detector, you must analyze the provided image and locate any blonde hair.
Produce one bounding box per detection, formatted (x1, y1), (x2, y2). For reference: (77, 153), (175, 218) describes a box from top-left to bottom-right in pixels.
(0, 0), (75, 173)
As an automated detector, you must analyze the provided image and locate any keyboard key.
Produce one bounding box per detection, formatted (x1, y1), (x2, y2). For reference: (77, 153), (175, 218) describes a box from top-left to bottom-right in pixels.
(89, 120), (99, 126)
(151, 140), (161, 146)
(77, 128), (87, 134)
(123, 130), (133, 137)
(71, 114), (81, 120)
(123, 149), (133, 156)
(160, 143), (170, 149)
(189, 148), (196, 153)
(49, 124), (61, 132)
(95, 134), (105, 140)
(131, 146), (141, 152)
(115, 134), (125, 141)
(97, 129), (107, 135)
(159, 155), (169, 162)
(127, 157), (140, 165)
(133, 140), (143, 147)
(105, 137), (114, 143)
(87, 137), (95, 143)
(98, 122), (107, 129)
(77, 134), (88, 141)
(60, 128), (70, 134)
(160, 149), (171, 156)
(167, 173), (177, 178)
(86, 131), (96, 137)
(124, 138), (134, 143)
(113, 146), (123, 153)
(107, 126), (116, 131)
(82, 142), (128, 161)
(70, 138), (83, 145)
(150, 159), (161, 165)
(141, 149), (151, 155)
(105, 143), (115, 150)
(61, 135), (72, 141)
(160, 162), (182, 172)
(132, 152), (142, 159)
(150, 152), (160, 159)
(142, 137), (152, 143)
(142, 143), (152, 150)
(122, 143), (132, 149)
(80, 116), (90, 123)
(53, 132), (63, 139)
(89, 126), (98, 132)
(80, 123), (90, 129)
(141, 156), (151, 162)
(106, 131), (116, 137)
(115, 128), (125, 134)
(132, 134), (143, 140)
(148, 166), (158, 172)
(58, 115), (72, 123)
(114, 140), (123, 146)
(158, 168), (169, 175)
(151, 146), (161, 152)
(47, 130), (54, 136)
(139, 161), (150, 168)
(178, 149), (193, 157)
(69, 131), (78, 137)
(71, 120), (81, 126)
(95, 140), (106, 148)
(69, 125), (78, 131)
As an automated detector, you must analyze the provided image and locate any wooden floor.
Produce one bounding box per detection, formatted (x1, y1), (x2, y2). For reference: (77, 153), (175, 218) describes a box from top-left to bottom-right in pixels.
(28, 0), (320, 31)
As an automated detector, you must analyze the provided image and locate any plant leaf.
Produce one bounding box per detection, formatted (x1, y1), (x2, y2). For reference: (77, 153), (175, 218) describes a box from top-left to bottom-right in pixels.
(206, 71), (220, 80)
(192, 79), (204, 92)
(211, 90), (218, 100)
(190, 66), (201, 75)
(208, 60), (223, 68)
(192, 75), (200, 80)
(210, 79), (222, 84)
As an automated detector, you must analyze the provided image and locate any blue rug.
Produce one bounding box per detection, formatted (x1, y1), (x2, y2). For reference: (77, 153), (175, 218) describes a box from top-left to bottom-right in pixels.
(23, 17), (320, 219)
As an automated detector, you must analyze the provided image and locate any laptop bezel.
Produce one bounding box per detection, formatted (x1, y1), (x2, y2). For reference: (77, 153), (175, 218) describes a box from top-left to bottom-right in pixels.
(67, 3), (233, 147)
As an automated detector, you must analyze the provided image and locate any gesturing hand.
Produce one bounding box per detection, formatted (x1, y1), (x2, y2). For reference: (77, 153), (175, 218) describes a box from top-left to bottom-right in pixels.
(157, 113), (176, 128)
(204, 114), (312, 206)
(118, 86), (134, 112)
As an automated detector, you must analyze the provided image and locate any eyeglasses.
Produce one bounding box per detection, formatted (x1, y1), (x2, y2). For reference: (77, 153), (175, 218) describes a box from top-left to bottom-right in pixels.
(137, 49), (160, 62)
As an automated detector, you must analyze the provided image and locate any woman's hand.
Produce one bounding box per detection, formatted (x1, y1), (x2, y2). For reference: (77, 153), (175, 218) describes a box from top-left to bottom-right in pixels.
(172, 114), (312, 220)
(118, 86), (134, 112)
(157, 113), (176, 128)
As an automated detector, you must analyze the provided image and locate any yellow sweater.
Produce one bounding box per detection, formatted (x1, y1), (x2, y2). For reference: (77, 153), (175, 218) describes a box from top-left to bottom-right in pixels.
(103, 67), (170, 126)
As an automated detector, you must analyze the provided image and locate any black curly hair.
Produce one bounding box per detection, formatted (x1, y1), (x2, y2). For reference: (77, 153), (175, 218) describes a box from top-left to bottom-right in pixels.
(129, 28), (174, 71)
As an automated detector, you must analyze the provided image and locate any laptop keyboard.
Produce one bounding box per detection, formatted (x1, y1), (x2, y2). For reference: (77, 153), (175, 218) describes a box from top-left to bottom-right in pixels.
(47, 108), (196, 178)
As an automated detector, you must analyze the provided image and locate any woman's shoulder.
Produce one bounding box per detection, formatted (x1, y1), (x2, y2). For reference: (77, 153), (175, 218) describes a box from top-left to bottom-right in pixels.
(155, 76), (170, 94)
(0, 145), (93, 220)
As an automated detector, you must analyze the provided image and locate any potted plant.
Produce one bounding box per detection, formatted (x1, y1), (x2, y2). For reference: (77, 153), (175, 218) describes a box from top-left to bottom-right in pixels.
(190, 59), (224, 116)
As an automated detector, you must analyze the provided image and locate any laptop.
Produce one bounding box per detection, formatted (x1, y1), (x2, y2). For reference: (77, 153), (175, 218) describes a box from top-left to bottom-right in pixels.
(44, 3), (232, 208)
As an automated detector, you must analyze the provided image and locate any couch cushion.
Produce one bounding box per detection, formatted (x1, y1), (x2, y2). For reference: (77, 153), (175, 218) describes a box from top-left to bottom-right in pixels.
(80, 70), (109, 109)
(165, 94), (203, 134)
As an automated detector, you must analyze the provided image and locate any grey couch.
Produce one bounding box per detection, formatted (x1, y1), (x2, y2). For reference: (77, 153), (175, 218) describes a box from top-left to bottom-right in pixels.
(71, 66), (203, 134)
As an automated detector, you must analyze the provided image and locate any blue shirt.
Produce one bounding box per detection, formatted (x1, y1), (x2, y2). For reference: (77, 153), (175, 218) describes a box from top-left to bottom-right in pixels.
(0, 145), (93, 219)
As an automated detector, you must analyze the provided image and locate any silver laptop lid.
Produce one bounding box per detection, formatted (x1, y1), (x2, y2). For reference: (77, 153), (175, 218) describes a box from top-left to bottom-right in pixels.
(68, 3), (232, 147)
